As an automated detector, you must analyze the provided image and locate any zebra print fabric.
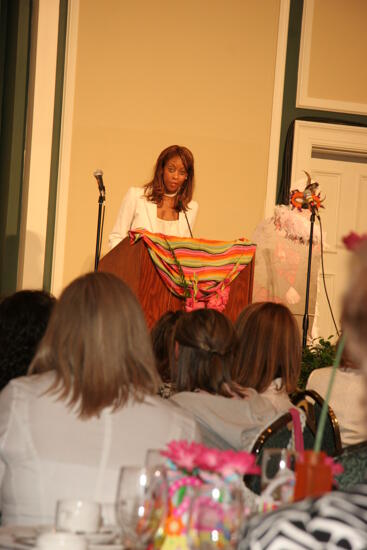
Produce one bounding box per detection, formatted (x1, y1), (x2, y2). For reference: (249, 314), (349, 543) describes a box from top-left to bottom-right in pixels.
(239, 484), (367, 549)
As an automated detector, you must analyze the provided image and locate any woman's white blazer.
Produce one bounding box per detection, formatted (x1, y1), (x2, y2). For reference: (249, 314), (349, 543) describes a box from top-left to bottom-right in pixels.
(109, 187), (199, 249)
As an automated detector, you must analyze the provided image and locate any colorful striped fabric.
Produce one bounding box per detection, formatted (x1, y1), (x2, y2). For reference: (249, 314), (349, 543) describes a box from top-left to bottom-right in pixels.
(129, 229), (256, 308)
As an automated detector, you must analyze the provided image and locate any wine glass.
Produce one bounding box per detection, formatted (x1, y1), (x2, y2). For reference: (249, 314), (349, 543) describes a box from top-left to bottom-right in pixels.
(145, 448), (166, 471)
(115, 466), (167, 549)
(187, 483), (244, 549)
(261, 448), (297, 503)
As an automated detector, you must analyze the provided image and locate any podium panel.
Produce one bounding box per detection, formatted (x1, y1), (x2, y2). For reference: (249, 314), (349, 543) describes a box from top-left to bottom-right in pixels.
(98, 237), (254, 329)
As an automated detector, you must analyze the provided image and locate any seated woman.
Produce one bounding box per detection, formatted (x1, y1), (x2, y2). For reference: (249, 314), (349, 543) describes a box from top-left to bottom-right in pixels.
(307, 340), (367, 447)
(151, 310), (183, 398)
(0, 272), (200, 526)
(233, 302), (301, 412)
(169, 309), (280, 451)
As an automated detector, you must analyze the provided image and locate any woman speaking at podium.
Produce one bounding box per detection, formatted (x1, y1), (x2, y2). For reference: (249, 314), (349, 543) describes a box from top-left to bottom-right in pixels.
(109, 145), (199, 249)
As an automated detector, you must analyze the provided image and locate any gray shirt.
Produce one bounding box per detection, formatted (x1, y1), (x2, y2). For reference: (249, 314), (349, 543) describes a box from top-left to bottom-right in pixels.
(170, 388), (282, 451)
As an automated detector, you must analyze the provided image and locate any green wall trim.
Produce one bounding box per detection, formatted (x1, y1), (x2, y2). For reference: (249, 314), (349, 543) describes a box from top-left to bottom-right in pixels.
(0, 0), (32, 295)
(277, 0), (367, 201)
(43, 0), (68, 291)
(0, 0), (8, 134)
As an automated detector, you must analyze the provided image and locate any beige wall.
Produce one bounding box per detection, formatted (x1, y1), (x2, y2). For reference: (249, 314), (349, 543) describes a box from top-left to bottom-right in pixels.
(308, 0), (367, 103)
(59, 0), (281, 289)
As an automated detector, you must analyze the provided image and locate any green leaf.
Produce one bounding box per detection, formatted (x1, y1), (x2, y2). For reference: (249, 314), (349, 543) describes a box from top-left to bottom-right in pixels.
(298, 335), (337, 390)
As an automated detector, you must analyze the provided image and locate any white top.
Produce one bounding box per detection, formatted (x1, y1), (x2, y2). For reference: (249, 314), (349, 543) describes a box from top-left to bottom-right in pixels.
(0, 373), (201, 526)
(170, 389), (282, 452)
(109, 187), (199, 249)
(307, 367), (367, 447)
(260, 378), (293, 412)
(154, 218), (181, 235)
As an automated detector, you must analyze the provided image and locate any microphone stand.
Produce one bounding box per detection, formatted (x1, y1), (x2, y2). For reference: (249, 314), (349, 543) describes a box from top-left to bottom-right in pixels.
(94, 187), (105, 271)
(302, 205), (317, 348)
(184, 210), (193, 238)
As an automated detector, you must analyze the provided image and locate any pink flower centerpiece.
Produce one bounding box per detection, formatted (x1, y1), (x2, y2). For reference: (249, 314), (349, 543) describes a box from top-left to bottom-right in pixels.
(162, 440), (259, 479)
(159, 441), (259, 535)
(184, 284), (230, 313)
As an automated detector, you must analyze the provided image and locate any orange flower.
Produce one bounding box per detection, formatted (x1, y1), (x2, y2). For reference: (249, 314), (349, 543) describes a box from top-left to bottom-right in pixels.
(164, 514), (184, 536)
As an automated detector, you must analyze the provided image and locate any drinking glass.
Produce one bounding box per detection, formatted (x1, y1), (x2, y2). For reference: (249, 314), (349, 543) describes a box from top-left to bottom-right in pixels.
(145, 448), (166, 470)
(187, 483), (244, 549)
(261, 448), (297, 503)
(115, 465), (167, 549)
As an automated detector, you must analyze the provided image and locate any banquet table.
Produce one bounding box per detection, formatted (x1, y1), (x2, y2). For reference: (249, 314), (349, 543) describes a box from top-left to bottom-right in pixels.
(0, 525), (123, 549)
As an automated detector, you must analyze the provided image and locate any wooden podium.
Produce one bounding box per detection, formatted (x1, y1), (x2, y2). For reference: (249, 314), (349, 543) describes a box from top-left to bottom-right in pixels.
(98, 237), (255, 328)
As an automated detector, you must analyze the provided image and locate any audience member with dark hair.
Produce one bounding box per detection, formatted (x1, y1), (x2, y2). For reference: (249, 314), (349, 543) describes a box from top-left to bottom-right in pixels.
(0, 272), (200, 526)
(0, 290), (56, 390)
(238, 243), (367, 549)
(169, 308), (279, 450)
(234, 302), (301, 411)
(151, 310), (183, 397)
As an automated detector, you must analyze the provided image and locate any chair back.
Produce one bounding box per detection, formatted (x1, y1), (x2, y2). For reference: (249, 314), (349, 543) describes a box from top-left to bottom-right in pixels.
(252, 411), (293, 457)
(291, 389), (342, 456)
(244, 409), (315, 494)
(334, 440), (367, 490)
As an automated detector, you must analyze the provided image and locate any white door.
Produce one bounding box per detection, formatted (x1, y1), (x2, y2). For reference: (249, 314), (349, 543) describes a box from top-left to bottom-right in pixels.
(291, 120), (367, 340)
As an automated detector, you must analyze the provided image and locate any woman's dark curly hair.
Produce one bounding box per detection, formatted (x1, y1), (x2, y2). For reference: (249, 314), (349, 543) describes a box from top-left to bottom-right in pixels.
(0, 290), (56, 390)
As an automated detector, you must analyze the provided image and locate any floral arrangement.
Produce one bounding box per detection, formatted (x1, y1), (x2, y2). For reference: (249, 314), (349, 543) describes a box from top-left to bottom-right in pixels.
(289, 172), (325, 212)
(185, 284), (230, 313)
(343, 231), (367, 251)
(162, 440), (260, 480)
(158, 441), (259, 547)
(273, 205), (321, 245)
(272, 173), (326, 245)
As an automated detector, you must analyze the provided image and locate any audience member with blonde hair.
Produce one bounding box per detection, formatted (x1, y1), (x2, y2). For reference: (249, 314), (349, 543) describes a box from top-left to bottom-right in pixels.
(0, 272), (200, 526)
(233, 302), (301, 412)
(169, 309), (279, 451)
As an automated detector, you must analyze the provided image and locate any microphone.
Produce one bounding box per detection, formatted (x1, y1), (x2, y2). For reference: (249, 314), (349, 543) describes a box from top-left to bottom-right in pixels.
(93, 169), (105, 195)
(303, 186), (317, 213)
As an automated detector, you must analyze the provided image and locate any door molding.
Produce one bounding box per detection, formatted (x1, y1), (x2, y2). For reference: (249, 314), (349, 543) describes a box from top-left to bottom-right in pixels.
(297, 0), (367, 116)
(291, 119), (367, 338)
(291, 120), (367, 185)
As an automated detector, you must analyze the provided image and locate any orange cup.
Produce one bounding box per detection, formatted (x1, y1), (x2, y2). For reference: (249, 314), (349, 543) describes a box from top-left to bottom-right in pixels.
(293, 450), (333, 501)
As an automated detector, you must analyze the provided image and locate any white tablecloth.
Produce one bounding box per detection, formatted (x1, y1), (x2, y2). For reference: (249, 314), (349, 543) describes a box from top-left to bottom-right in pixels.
(0, 525), (123, 549)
